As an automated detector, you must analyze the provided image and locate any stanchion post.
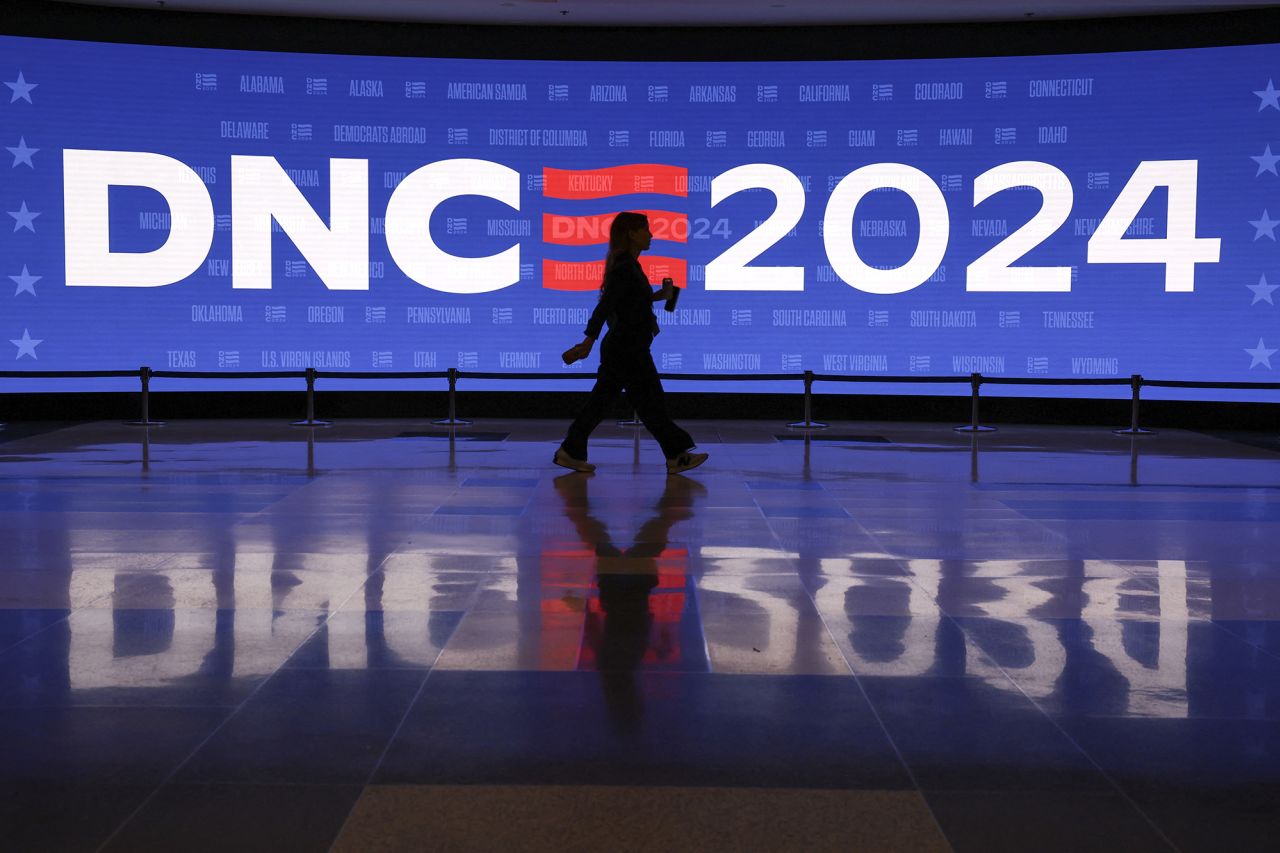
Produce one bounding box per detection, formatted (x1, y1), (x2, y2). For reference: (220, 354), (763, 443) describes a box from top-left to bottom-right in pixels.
(788, 370), (828, 430)
(432, 367), (473, 426)
(1113, 374), (1155, 435)
(306, 426), (317, 476)
(954, 372), (996, 433)
(617, 409), (643, 427)
(126, 365), (166, 426)
(291, 367), (333, 427)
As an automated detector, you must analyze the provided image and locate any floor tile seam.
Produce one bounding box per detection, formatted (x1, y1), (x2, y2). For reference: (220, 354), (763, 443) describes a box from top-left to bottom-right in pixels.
(60, 605), (370, 616)
(686, 574), (715, 676)
(965, 492), (1077, 547)
(0, 623), (64, 660)
(917, 786), (1153, 796)
(839, 522), (1155, 846)
(90, 553), (392, 853)
(0, 574), (132, 661)
(1042, 711), (1280, 722)
(1110, 565), (1164, 593)
(328, 662), (443, 852)
(940, 614), (1221, 627)
(280, 664), (440, 672)
(356, 781), (944, 798)
(984, 481), (1280, 494)
(1112, 570), (1280, 630)
(127, 779), (367, 790)
(1207, 621), (1280, 664)
(939, 609), (1183, 852)
(789, 540), (954, 851)
(247, 508), (460, 517)
(0, 702), (248, 710)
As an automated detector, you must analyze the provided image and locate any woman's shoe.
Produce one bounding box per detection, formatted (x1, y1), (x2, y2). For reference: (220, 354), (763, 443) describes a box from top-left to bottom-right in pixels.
(666, 451), (709, 475)
(554, 448), (596, 472)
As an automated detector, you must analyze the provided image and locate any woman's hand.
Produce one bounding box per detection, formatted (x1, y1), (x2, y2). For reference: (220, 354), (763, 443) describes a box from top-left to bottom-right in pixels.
(652, 281), (674, 303)
(561, 337), (595, 365)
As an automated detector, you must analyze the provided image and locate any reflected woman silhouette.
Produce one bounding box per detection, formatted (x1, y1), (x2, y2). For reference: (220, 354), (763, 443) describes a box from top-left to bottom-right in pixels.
(553, 470), (705, 733)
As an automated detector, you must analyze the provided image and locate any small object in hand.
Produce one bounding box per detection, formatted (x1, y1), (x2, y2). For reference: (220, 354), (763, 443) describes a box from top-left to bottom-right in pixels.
(561, 343), (588, 365)
(663, 277), (680, 312)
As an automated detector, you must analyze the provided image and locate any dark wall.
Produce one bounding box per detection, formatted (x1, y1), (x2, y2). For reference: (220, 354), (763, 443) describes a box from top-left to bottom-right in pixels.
(7, 1), (1280, 60)
(4, 387), (1276, 432)
(3, 1), (1277, 428)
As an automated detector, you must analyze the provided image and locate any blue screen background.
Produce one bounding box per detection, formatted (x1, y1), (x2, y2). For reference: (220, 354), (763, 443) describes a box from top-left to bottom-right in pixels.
(1, 35), (1277, 399)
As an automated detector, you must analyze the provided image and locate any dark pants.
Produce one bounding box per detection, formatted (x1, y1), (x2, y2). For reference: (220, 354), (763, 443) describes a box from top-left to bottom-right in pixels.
(562, 347), (694, 461)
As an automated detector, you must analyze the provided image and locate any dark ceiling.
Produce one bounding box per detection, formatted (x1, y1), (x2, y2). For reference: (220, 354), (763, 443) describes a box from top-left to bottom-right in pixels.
(49, 0), (1275, 27)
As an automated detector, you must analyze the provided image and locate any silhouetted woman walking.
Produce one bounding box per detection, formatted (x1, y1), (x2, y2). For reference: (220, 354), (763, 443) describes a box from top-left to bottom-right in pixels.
(555, 211), (708, 475)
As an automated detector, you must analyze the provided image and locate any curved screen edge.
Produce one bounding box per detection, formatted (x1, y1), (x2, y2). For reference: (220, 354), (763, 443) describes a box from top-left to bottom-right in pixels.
(0, 35), (1276, 402)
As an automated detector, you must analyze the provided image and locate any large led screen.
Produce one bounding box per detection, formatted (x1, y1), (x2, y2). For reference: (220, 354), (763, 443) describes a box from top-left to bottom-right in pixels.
(1, 34), (1276, 396)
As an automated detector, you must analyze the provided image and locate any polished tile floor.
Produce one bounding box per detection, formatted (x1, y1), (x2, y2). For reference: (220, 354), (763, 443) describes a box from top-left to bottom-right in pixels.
(1, 417), (1278, 851)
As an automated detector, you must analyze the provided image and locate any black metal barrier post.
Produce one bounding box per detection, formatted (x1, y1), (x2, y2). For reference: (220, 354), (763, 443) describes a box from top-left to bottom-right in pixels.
(432, 367), (473, 426)
(5, 369), (1279, 439)
(126, 366), (165, 427)
(789, 370), (829, 430)
(290, 367), (333, 427)
(953, 372), (995, 433)
(1113, 374), (1155, 436)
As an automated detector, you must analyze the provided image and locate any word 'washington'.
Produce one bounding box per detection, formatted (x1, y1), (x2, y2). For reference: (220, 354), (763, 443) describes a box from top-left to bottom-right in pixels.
(703, 353), (762, 370)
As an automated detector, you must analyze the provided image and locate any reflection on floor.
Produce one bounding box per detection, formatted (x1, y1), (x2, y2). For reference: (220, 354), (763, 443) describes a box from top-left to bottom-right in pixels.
(1, 418), (1278, 851)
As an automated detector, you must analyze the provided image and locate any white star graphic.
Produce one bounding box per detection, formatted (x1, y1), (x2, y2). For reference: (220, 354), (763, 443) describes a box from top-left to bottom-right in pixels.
(4, 71), (37, 104)
(1250, 209), (1279, 240)
(7, 201), (39, 233)
(9, 329), (42, 360)
(9, 265), (40, 296)
(1255, 79), (1280, 111)
(1253, 144), (1280, 177)
(1248, 274), (1278, 305)
(5, 137), (37, 168)
(1245, 338), (1278, 369)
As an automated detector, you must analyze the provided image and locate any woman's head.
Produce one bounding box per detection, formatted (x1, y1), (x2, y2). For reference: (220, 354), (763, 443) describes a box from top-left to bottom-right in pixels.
(606, 212), (651, 260)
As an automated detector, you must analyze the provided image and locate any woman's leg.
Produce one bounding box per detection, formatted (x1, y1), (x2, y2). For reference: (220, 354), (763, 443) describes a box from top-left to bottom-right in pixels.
(561, 362), (625, 460)
(622, 352), (695, 459)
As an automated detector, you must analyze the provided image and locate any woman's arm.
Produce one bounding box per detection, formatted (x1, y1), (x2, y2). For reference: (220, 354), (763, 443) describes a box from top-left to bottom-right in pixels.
(583, 266), (626, 341)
